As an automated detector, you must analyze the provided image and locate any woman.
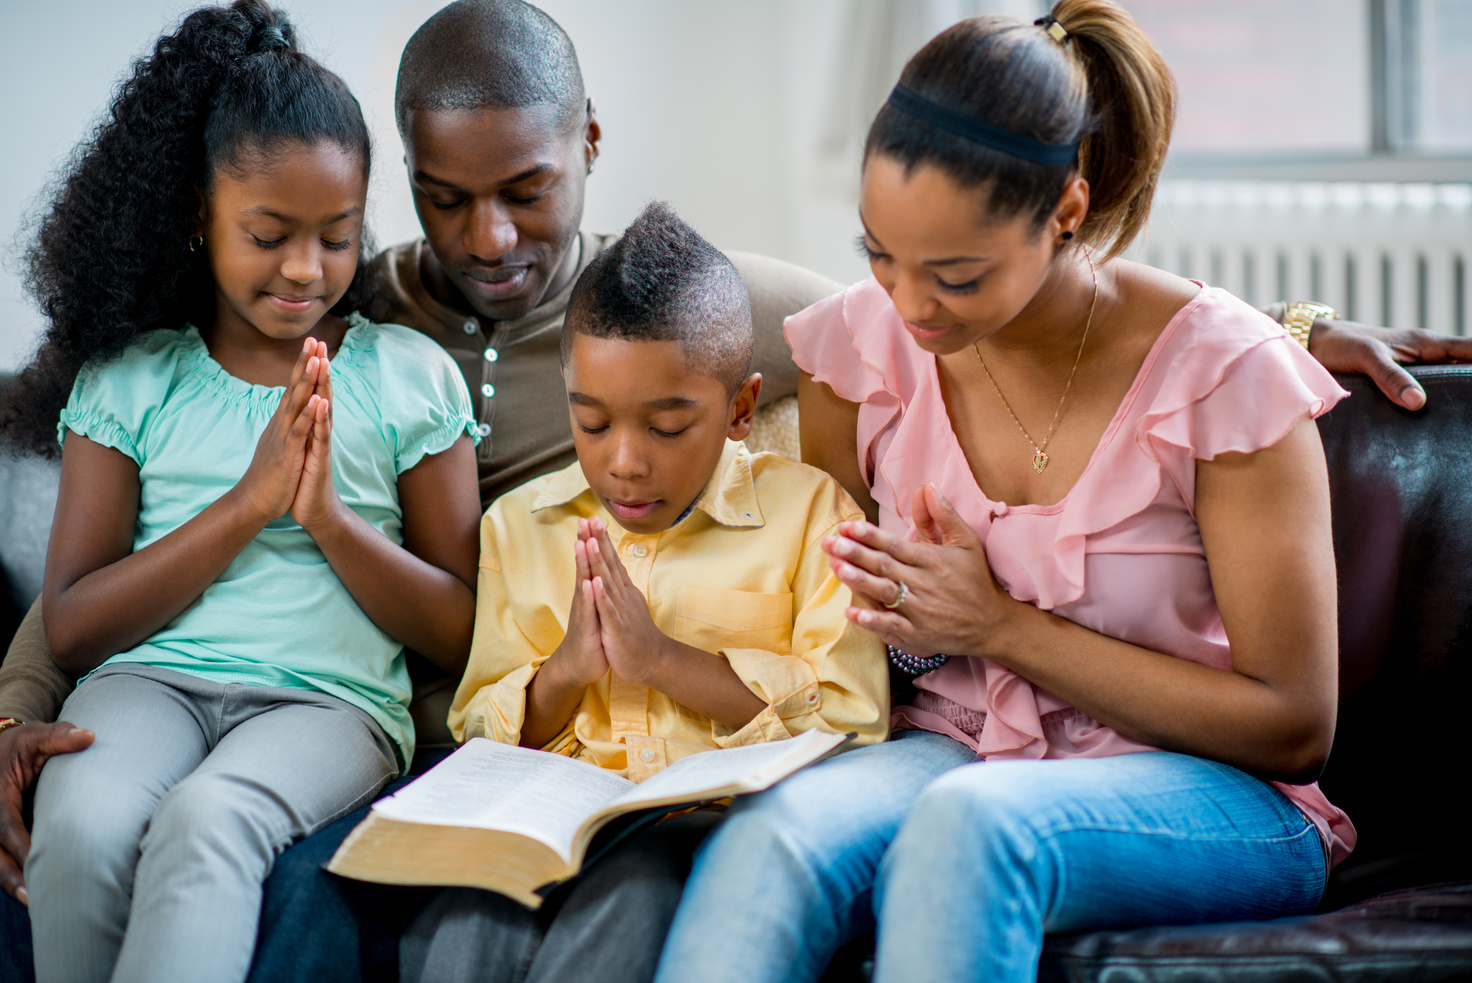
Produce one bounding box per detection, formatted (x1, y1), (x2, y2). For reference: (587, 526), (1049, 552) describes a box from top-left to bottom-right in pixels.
(654, 2), (1353, 981)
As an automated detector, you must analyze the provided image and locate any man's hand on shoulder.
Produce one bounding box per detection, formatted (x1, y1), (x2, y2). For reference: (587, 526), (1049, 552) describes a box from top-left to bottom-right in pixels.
(0, 720), (94, 904)
(1309, 319), (1472, 411)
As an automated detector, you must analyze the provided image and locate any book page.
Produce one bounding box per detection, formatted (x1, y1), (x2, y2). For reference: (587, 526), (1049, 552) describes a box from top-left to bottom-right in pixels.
(602, 729), (847, 813)
(373, 740), (635, 856)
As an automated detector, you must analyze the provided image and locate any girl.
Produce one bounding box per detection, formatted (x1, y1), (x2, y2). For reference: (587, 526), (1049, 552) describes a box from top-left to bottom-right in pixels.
(4, 3), (481, 981)
(656, 2), (1353, 981)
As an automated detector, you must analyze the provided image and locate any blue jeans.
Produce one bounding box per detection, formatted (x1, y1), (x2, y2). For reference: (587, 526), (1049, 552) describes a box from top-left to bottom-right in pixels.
(656, 734), (1326, 983)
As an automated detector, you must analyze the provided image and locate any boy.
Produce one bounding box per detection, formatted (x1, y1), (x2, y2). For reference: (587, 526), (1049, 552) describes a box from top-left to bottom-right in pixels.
(399, 203), (887, 983)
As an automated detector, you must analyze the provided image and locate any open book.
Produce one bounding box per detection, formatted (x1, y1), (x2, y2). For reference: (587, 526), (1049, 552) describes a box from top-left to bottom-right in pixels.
(326, 728), (850, 908)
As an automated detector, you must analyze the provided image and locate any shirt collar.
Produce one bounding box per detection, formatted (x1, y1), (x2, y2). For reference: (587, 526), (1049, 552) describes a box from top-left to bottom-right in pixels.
(531, 440), (766, 530)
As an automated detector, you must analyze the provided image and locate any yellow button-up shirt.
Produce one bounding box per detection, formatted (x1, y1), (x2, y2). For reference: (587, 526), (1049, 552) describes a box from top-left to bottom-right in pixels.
(449, 441), (889, 781)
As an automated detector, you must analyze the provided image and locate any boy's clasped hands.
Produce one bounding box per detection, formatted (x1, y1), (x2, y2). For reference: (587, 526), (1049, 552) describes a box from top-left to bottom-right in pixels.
(556, 516), (671, 689)
(236, 337), (344, 533)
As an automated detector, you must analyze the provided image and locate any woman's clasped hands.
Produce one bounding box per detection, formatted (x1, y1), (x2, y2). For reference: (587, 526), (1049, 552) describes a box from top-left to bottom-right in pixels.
(234, 337), (344, 533)
(823, 482), (1019, 660)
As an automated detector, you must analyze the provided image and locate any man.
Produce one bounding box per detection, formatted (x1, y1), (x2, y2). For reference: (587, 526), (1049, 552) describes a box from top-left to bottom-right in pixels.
(2, 1), (1469, 978)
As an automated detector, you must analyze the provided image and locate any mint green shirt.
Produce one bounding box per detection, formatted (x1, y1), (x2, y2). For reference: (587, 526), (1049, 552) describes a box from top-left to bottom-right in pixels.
(58, 316), (478, 767)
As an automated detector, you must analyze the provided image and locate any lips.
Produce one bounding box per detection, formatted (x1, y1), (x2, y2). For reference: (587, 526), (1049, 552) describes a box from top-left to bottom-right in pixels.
(266, 293), (321, 313)
(904, 320), (959, 343)
(608, 500), (662, 522)
(462, 265), (531, 299)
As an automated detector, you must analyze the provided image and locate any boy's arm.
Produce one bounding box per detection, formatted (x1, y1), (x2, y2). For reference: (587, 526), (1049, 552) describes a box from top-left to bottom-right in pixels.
(583, 501), (889, 747)
(448, 511), (592, 752)
(708, 508), (890, 748)
(584, 523), (766, 730)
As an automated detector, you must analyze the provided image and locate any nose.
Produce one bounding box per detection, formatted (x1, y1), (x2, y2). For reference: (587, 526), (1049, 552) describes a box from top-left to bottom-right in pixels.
(465, 198), (518, 262)
(280, 242), (324, 285)
(607, 431), (649, 482)
(886, 268), (939, 325)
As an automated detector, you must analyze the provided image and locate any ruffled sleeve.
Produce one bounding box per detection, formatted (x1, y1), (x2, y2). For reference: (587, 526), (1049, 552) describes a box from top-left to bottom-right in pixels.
(347, 320), (480, 474)
(57, 330), (191, 466)
(1138, 291), (1350, 509)
(785, 278), (934, 503)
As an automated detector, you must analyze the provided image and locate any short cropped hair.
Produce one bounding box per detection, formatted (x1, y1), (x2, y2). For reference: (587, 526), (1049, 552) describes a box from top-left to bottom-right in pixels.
(562, 202), (754, 397)
(395, 0), (585, 134)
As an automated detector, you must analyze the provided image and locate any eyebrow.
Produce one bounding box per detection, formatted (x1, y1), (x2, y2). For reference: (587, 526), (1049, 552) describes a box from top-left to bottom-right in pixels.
(567, 392), (698, 410)
(859, 216), (989, 267)
(413, 164), (554, 192)
(243, 206), (361, 224)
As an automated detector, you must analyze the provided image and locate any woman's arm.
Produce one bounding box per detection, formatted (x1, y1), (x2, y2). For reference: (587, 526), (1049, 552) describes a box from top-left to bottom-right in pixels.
(828, 417), (1339, 783)
(798, 372), (878, 523)
(299, 434), (480, 675)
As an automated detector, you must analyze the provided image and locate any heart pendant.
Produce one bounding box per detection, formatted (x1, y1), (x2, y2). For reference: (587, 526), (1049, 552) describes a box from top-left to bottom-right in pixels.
(1032, 450), (1049, 473)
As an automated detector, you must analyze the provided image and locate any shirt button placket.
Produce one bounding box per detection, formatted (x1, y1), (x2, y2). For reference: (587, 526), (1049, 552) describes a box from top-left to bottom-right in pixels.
(621, 536), (656, 594)
(475, 326), (499, 456)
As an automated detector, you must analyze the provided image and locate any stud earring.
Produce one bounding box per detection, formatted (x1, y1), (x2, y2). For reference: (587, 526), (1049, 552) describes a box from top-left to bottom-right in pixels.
(587, 161), (595, 175)
(1061, 230), (1075, 242)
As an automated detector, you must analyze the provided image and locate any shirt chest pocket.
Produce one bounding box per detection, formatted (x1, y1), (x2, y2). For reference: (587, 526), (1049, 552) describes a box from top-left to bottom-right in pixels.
(673, 588), (793, 656)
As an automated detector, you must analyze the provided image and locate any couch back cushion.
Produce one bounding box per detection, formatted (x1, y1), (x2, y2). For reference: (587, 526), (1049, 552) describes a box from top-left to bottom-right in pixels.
(1317, 366), (1472, 889)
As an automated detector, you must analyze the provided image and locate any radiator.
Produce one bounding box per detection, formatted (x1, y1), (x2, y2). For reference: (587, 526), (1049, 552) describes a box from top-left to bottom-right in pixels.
(1127, 181), (1472, 336)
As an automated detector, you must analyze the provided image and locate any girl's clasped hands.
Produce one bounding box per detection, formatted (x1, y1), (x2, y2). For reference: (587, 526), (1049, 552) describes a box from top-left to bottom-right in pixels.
(237, 337), (342, 533)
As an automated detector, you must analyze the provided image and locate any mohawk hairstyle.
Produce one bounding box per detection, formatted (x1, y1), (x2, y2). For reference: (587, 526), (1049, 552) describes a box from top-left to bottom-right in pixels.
(562, 201), (753, 397)
(395, 0), (585, 134)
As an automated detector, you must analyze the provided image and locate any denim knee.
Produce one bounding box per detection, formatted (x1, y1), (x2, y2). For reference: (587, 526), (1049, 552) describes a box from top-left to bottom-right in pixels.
(892, 762), (1050, 870)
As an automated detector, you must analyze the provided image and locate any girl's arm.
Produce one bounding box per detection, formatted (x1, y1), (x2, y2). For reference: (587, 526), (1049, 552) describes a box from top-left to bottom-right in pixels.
(290, 353), (479, 673)
(297, 434), (480, 674)
(43, 348), (328, 674)
(828, 418), (1339, 783)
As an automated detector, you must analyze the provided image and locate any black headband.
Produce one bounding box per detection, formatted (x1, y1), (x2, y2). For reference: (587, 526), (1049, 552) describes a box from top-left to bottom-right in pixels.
(886, 84), (1080, 167)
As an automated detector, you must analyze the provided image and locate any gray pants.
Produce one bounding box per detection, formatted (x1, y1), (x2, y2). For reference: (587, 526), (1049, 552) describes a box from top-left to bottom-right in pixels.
(27, 664), (399, 983)
(401, 810), (722, 983)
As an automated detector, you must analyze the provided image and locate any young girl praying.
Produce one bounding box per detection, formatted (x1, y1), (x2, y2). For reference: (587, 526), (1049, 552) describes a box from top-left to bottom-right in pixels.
(3, 3), (481, 981)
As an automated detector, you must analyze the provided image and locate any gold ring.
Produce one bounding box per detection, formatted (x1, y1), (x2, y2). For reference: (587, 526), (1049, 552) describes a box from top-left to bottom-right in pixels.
(882, 580), (910, 610)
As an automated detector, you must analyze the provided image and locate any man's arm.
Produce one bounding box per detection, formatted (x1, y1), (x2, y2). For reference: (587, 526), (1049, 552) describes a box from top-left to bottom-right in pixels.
(0, 596), (92, 904)
(1262, 301), (1472, 410)
(0, 598), (72, 722)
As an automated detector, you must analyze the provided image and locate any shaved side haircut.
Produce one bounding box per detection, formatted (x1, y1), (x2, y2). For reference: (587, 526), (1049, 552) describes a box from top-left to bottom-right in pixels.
(395, 0), (585, 133)
(563, 202), (754, 397)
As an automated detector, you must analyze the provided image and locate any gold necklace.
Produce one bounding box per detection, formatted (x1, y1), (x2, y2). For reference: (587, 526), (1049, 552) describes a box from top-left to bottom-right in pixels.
(972, 250), (1098, 475)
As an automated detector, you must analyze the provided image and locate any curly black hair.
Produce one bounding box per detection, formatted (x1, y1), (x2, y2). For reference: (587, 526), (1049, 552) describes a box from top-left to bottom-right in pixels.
(0, 0), (388, 457)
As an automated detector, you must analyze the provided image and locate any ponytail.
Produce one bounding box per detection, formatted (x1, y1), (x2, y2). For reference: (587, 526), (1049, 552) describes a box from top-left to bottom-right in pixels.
(1054, 0), (1175, 260)
(0, 0), (384, 457)
(864, 0), (1174, 262)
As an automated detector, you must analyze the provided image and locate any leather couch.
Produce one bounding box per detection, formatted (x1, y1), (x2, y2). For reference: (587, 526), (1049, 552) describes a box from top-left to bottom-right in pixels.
(5, 368), (1472, 980)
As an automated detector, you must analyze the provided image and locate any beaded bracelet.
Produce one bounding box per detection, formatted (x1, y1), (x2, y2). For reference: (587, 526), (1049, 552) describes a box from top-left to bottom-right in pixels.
(886, 645), (950, 677)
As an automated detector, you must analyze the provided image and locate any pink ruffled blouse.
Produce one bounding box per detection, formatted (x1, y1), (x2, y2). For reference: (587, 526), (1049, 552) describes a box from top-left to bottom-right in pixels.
(786, 278), (1356, 869)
